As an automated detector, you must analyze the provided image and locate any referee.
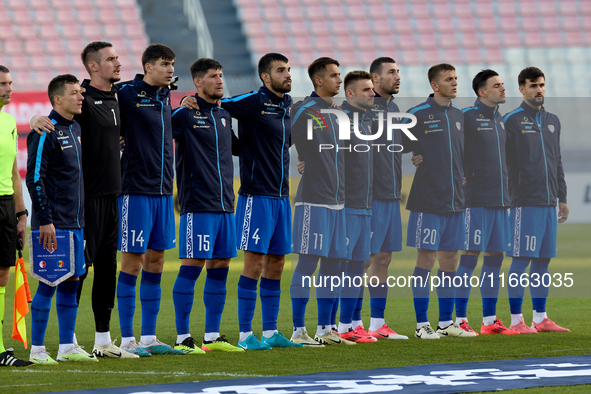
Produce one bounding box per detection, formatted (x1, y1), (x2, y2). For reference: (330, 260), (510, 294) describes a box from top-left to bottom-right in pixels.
(0, 66), (33, 367)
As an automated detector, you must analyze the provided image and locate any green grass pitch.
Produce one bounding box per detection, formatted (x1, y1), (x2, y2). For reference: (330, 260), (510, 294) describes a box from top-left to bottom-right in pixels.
(1, 223), (589, 393)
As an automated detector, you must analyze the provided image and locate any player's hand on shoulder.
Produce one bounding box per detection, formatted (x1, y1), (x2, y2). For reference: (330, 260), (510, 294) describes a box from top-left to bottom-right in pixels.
(558, 202), (569, 223)
(181, 96), (199, 110)
(30, 115), (55, 135)
(411, 153), (423, 168)
(297, 156), (305, 174)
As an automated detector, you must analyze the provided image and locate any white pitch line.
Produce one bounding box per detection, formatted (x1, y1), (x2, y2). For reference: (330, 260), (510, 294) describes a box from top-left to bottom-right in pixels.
(9, 369), (193, 375)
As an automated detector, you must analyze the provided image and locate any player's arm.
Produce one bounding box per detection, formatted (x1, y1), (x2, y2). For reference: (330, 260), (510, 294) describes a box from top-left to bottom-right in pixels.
(11, 157), (26, 247)
(556, 119), (568, 223)
(231, 129), (240, 156)
(29, 115), (55, 135)
(220, 92), (258, 118)
(26, 131), (57, 250)
(171, 107), (187, 142)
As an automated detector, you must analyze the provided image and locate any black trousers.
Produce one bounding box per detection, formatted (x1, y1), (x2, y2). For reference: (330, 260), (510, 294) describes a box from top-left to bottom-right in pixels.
(77, 195), (119, 333)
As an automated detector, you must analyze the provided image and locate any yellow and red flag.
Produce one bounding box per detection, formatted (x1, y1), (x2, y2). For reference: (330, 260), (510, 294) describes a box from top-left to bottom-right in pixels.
(12, 250), (31, 349)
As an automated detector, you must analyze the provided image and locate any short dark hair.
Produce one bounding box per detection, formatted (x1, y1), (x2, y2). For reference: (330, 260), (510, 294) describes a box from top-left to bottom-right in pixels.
(428, 63), (456, 83)
(141, 44), (176, 72)
(344, 70), (372, 90)
(80, 41), (112, 74)
(369, 57), (396, 75)
(0, 65), (9, 74)
(48, 74), (79, 106)
(472, 69), (499, 96)
(258, 53), (289, 83)
(308, 57), (340, 86)
(190, 58), (223, 79)
(518, 67), (545, 86)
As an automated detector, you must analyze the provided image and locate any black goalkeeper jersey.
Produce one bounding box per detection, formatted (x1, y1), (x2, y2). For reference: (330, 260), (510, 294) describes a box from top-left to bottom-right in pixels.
(75, 79), (121, 198)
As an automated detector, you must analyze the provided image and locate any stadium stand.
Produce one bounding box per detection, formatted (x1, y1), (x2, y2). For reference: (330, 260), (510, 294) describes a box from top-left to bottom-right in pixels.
(0, 0), (148, 91)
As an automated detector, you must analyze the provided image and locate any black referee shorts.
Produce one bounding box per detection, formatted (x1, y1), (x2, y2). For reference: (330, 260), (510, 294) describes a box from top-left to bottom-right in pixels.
(84, 195), (119, 267)
(0, 195), (17, 268)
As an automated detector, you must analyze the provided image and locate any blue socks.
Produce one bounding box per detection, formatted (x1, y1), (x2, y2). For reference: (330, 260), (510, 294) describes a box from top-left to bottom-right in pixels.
(173, 265), (202, 336)
(140, 270), (162, 336)
(117, 271), (137, 338)
(56, 281), (79, 345)
(290, 255), (319, 327)
(260, 277), (281, 331)
(480, 254), (504, 317)
(508, 257), (531, 314)
(436, 269), (456, 323)
(412, 267), (431, 323)
(238, 275), (258, 333)
(369, 284), (387, 319)
(339, 261), (364, 325)
(455, 254), (478, 319)
(317, 258), (341, 326)
(31, 282), (56, 346)
(530, 258), (550, 313)
(204, 267), (229, 334)
(353, 295), (363, 321)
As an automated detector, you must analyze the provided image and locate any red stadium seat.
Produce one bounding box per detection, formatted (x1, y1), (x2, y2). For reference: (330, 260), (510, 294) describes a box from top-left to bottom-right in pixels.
(497, 0), (517, 17)
(416, 18), (434, 34)
(543, 31), (562, 47)
(541, 16), (560, 32)
(433, 3), (452, 17)
(240, 8), (260, 23)
(24, 39), (44, 54)
(453, 1), (472, 17)
(283, 6), (304, 21)
(399, 49), (420, 66)
(244, 21), (265, 38)
(56, 8), (75, 23)
(60, 23), (81, 39)
(583, 15), (591, 30)
(516, 0), (535, 15)
(559, 1), (577, 16)
(418, 33), (438, 50)
(34, 10), (53, 23)
(77, 10), (97, 23)
(423, 49), (441, 64)
(15, 23), (38, 39)
(502, 32), (521, 47)
(475, 1), (494, 17)
(481, 32), (502, 48)
(339, 50), (358, 66)
(10, 55), (29, 70)
(305, 6), (325, 21)
(14, 9), (32, 23)
(98, 9), (118, 23)
(457, 17), (475, 33)
(393, 19), (412, 34)
(483, 48), (503, 64)
(268, 21), (287, 36)
(368, 4), (387, 18)
(288, 21), (307, 36)
(119, 6), (141, 22)
(294, 35), (312, 51)
(463, 48), (482, 63)
(409, 2), (430, 17)
(565, 31), (582, 46)
(82, 24), (103, 40)
(124, 22), (146, 38)
(538, 1), (557, 16)
(478, 17), (498, 32)
(439, 33), (458, 48)
(562, 15), (580, 31)
(354, 34), (374, 50)
(263, 6), (282, 21)
(30, 0), (49, 9)
(524, 32), (543, 47)
(500, 17), (519, 32)
(353, 20), (371, 35)
(435, 17), (455, 34)
(103, 23), (123, 38)
(397, 33), (417, 50)
(461, 32), (479, 48)
(442, 48), (461, 64)
(522, 16), (539, 32)
(0, 24), (16, 39)
(374, 34), (394, 50)
(44, 38), (64, 51)
(250, 37), (270, 53)
(329, 18), (349, 34)
(346, 5), (365, 18)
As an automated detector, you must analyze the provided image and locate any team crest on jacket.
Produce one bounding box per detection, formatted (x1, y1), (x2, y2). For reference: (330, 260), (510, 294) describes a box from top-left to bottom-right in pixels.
(456, 122), (461, 130)
(221, 118), (227, 127)
(288, 107), (292, 116)
(500, 121), (505, 129)
(548, 125), (555, 133)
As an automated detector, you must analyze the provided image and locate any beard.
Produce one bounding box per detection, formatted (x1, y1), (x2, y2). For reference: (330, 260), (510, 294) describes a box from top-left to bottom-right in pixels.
(270, 77), (291, 93)
(526, 96), (544, 106)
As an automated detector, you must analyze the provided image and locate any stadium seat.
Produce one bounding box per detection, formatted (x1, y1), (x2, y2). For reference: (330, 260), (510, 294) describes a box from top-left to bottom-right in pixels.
(25, 39), (44, 54)
(419, 33), (438, 50)
(435, 17), (455, 34)
(34, 10), (54, 23)
(304, 6), (325, 21)
(453, 1), (473, 17)
(475, 1), (494, 17)
(483, 48), (504, 64)
(56, 8), (76, 23)
(481, 32), (502, 48)
(461, 32), (479, 48)
(393, 19), (412, 34)
(263, 6), (282, 21)
(423, 49), (441, 64)
(416, 18), (434, 34)
(524, 32), (543, 47)
(439, 32), (458, 49)
(559, 1), (578, 16)
(497, 0), (517, 16)
(397, 33), (417, 50)
(433, 3), (452, 17)
(502, 32), (521, 47)
(39, 24), (59, 39)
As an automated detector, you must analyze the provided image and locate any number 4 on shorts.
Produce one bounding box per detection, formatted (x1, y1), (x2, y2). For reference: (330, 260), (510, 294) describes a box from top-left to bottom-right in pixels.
(252, 228), (260, 245)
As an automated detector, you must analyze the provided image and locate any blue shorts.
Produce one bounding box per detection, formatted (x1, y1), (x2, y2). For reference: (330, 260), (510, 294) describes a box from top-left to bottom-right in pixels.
(292, 205), (347, 259)
(508, 206), (557, 258)
(179, 212), (238, 260)
(464, 207), (511, 252)
(69, 228), (86, 278)
(370, 199), (402, 254)
(236, 195), (291, 255)
(118, 194), (176, 253)
(346, 209), (372, 261)
(407, 211), (465, 251)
